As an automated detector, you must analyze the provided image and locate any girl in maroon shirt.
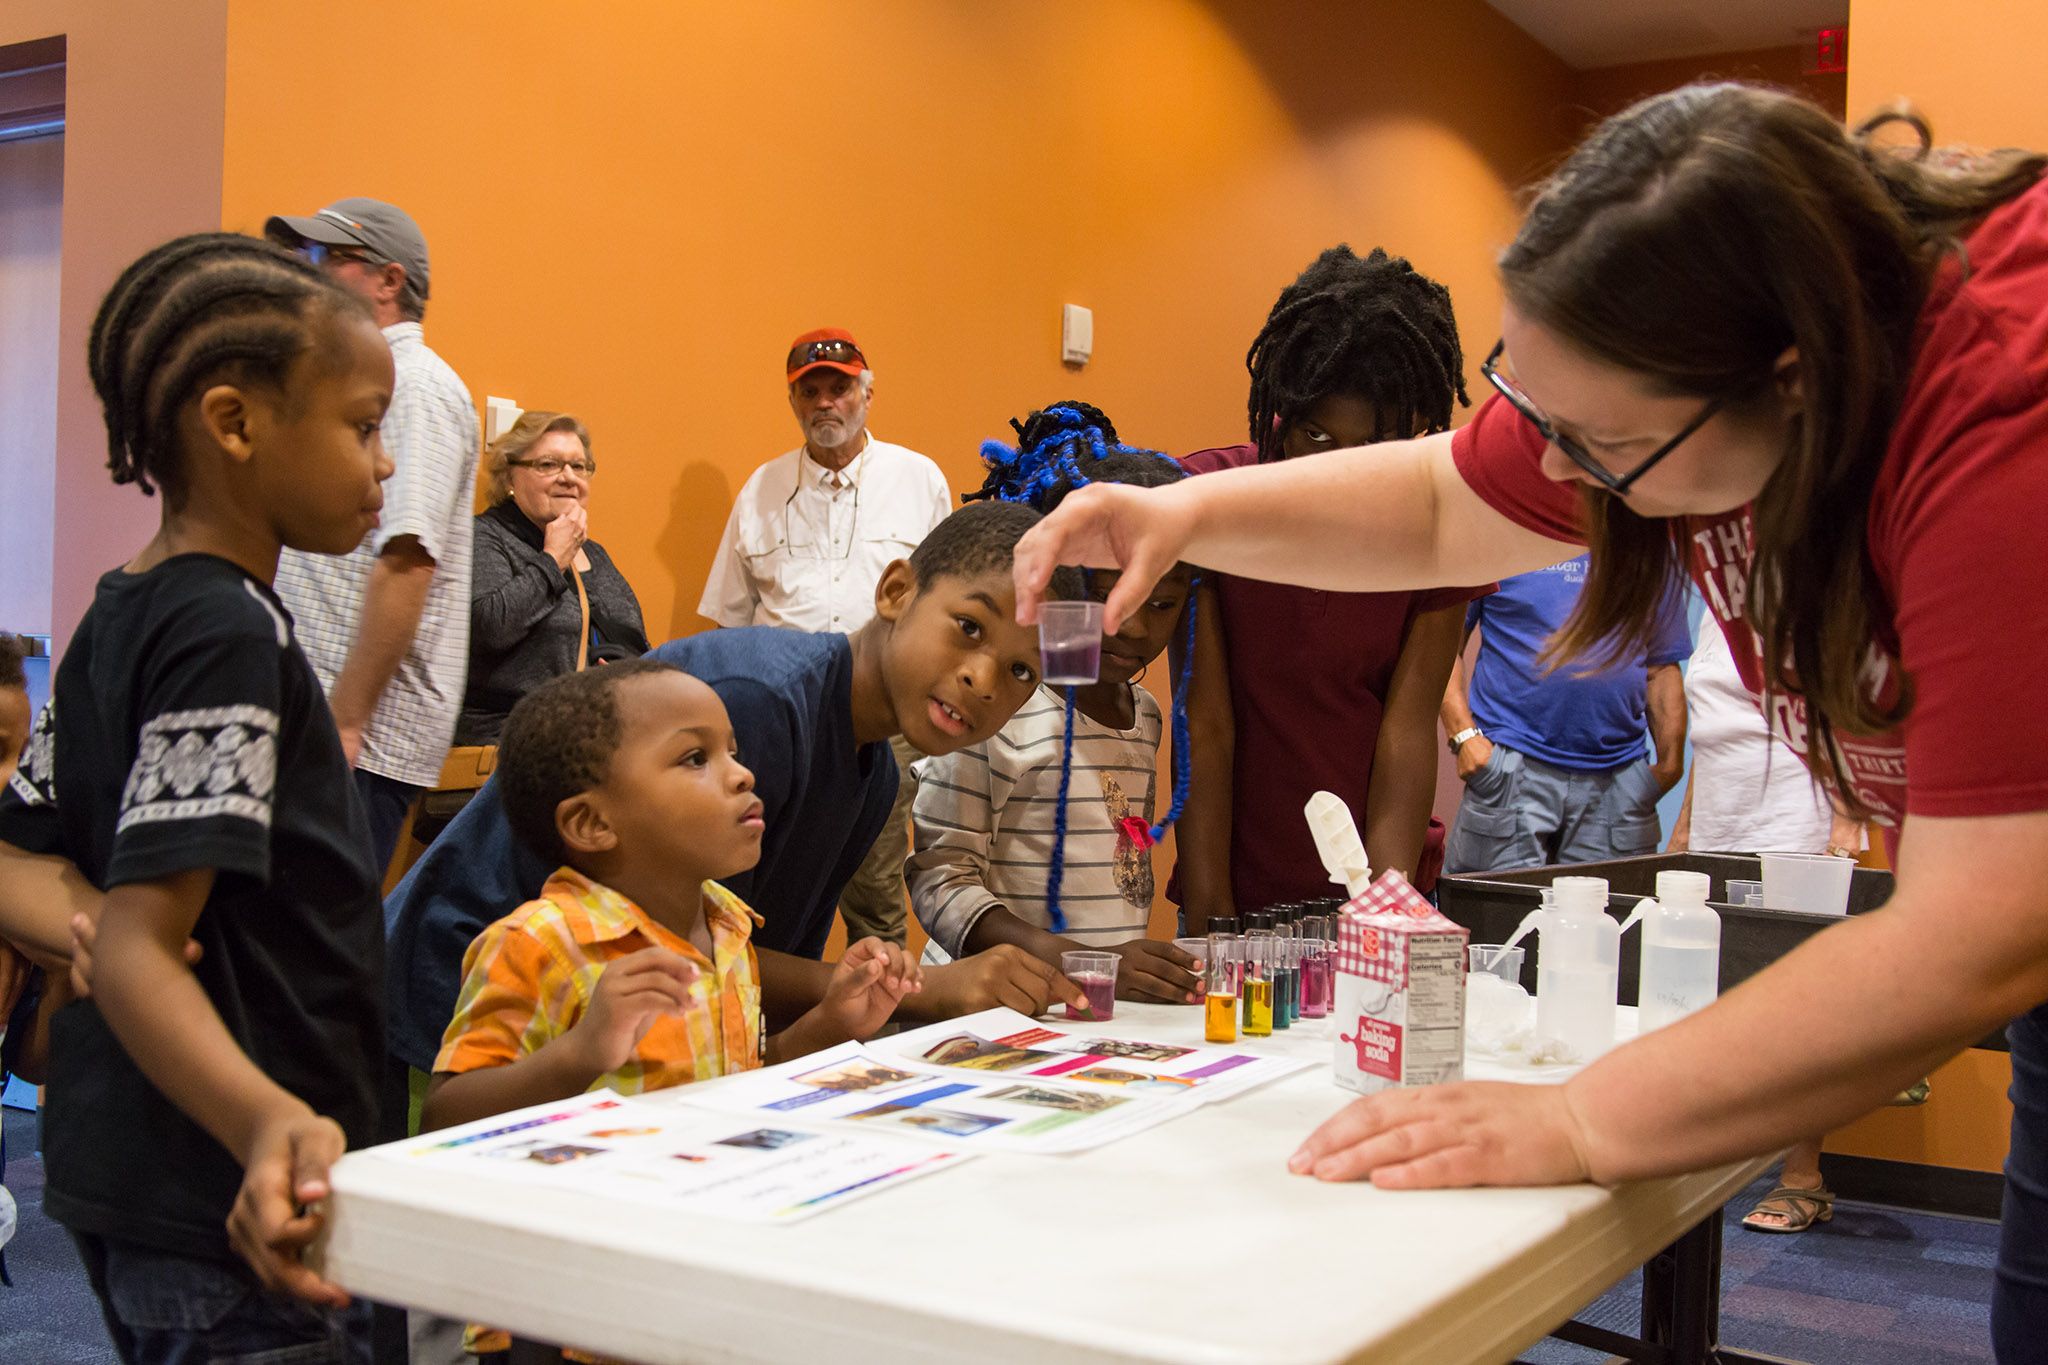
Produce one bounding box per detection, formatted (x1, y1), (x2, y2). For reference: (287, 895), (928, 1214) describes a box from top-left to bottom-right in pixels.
(1172, 246), (1490, 927)
(1013, 84), (2048, 1352)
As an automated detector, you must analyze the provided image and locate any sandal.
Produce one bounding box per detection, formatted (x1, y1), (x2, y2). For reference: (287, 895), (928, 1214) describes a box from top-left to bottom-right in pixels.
(1741, 1183), (1835, 1234)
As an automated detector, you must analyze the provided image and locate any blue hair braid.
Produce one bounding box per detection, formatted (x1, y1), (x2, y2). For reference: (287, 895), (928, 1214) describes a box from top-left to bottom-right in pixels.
(1045, 685), (1080, 934)
(1150, 574), (1200, 844)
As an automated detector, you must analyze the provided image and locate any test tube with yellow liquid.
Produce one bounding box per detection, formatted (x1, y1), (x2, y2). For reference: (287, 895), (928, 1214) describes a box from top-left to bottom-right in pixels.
(1242, 928), (1275, 1037)
(1204, 922), (1238, 1043)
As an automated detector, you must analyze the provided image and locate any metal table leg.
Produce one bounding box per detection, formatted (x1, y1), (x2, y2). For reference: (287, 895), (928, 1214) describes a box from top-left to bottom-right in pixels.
(1549, 1207), (1808, 1365)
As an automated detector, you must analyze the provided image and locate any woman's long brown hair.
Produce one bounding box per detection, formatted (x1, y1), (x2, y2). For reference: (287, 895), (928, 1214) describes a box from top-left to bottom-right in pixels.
(1504, 83), (2044, 806)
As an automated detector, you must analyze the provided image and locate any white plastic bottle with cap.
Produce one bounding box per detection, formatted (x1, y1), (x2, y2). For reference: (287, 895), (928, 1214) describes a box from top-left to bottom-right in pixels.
(1619, 869), (1721, 1033)
(1534, 875), (1620, 1063)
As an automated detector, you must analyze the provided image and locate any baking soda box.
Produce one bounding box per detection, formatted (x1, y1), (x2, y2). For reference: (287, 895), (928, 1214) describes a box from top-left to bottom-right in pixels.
(1333, 871), (1468, 1096)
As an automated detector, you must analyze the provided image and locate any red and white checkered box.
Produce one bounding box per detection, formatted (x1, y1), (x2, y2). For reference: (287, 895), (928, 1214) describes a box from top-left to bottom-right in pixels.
(1332, 871), (1468, 1096)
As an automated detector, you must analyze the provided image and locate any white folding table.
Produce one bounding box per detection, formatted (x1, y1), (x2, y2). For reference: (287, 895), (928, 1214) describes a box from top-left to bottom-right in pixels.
(320, 1003), (1777, 1365)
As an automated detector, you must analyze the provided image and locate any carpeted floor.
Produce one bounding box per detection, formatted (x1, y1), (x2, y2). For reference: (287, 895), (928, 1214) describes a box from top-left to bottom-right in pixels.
(0, 1103), (2001, 1364)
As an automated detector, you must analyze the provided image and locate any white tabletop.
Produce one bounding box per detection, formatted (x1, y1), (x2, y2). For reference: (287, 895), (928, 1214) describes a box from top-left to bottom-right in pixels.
(321, 1003), (1768, 1365)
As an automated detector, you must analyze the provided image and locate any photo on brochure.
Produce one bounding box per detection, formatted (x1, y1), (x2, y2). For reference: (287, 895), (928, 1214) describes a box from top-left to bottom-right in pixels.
(1067, 1067), (1199, 1091)
(520, 1143), (607, 1165)
(791, 1059), (922, 1093)
(983, 1084), (1128, 1114)
(847, 1103), (1011, 1138)
(1056, 1038), (1195, 1063)
(716, 1128), (817, 1152)
(921, 1034), (1057, 1072)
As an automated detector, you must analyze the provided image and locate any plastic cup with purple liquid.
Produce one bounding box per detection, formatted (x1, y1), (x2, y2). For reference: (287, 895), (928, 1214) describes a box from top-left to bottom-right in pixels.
(1038, 600), (1104, 686)
(1061, 950), (1119, 1021)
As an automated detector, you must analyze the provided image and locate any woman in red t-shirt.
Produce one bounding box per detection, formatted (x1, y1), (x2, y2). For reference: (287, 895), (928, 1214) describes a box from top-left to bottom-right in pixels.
(1013, 84), (2048, 1346)
(1172, 246), (1490, 926)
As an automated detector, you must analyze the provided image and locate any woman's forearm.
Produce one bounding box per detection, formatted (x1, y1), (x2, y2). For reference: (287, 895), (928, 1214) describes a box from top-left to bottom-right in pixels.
(1178, 434), (1574, 593)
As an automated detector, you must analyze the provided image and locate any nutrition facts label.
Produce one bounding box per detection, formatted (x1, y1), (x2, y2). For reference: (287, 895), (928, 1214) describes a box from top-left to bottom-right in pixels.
(1402, 936), (1466, 1086)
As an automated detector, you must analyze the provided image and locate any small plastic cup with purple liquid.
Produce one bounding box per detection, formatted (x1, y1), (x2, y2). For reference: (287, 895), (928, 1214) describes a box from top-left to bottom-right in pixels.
(1038, 600), (1105, 685)
(1061, 950), (1119, 1021)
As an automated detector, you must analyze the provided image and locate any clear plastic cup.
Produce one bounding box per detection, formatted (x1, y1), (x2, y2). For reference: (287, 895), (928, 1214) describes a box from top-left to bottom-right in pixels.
(1759, 852), (1854, 916)
(1724, 878), (1764, 908)
(1061, 950), (1118, 1020)
(1172, 937), (1210, 968)
(1038, 600), (1104, 685)
(1468, 944), (1525, 984)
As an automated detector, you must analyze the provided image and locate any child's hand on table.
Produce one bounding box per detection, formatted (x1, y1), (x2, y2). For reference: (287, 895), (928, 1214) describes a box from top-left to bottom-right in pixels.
(567, 946), (700, 1075)
(229, 1104), (353, 1308)
(922, 944), (1088, 1017)
(819, 936), (923, 1040)
(1111, 939), (1201, 1004)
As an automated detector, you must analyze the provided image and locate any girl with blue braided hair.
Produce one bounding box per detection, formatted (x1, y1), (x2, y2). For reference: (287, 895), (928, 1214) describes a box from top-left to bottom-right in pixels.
(907, 403), (1203, 1005)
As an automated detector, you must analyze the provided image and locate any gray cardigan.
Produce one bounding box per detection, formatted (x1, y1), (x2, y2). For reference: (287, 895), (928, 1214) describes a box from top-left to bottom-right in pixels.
(457, 499), (650, 743)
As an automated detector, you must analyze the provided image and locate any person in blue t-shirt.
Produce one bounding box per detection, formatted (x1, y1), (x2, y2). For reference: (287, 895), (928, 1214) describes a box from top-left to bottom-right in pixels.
(384, 501), (1091, 1078)
(1439, 555), (1691, 872)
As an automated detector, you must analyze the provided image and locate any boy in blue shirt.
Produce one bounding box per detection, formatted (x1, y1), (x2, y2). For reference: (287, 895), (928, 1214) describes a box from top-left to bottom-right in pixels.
(386, 501), (1088, 1077)
(1440, 554), (1691, 872)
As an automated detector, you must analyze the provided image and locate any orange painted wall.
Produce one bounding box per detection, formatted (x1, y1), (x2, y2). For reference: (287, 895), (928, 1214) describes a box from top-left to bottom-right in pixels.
(1828, 1048), (2013, 1175)
(1851, 0), (2048, 149)
(0, 0), (230, 653)
(219, 1), (1575, 647)
(1568, 43), (1847, 125)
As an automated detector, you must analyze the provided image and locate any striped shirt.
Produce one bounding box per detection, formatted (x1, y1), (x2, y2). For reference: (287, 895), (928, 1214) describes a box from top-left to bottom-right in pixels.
(435, 867), (763, 1095)
(274, 322), (480, 787)
(909, 685), (1163, 957)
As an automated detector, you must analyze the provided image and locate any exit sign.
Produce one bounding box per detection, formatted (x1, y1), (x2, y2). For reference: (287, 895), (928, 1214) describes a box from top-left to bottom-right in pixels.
(1804, 25), (1848, 75)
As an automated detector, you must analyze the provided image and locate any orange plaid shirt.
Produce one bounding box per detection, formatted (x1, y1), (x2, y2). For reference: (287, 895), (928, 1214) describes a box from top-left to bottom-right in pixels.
(436, 866), (764, 1096)
(436, 867), (764, 1361)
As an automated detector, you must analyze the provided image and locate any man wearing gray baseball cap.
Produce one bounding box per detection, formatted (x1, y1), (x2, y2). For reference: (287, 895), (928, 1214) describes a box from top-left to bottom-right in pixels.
(266, 197), (480, 875)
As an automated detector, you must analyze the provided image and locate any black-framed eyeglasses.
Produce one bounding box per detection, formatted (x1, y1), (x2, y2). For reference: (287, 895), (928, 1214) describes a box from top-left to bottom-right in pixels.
(509, 457), (594, 479)
(299, 242), (382, 270)
(785, 338), (866, 374)
(1480, 339), (1723, 494)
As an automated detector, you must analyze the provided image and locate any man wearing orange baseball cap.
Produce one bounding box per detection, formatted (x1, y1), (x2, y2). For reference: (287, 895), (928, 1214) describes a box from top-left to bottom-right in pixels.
(700, 329), (953, 945)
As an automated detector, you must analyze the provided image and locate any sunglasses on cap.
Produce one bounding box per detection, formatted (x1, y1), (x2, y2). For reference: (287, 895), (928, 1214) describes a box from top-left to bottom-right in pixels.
(298, 242), (384, 270)
(786, 338), (866, 373)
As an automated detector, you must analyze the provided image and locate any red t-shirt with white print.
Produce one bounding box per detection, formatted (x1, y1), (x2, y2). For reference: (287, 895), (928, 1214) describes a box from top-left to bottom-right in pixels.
(1451, 176), (2048, 832)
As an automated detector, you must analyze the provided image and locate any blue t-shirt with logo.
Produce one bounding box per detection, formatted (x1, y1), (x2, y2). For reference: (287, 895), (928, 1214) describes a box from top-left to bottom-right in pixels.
(1465, 556), (1693, 772)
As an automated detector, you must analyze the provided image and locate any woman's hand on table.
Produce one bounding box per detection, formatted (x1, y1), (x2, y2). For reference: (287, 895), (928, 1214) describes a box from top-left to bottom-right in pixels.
(1289, 1081), (1595, 1189)
(1011, 481), (1195, 632)
(1111, 939), (1201, 1004)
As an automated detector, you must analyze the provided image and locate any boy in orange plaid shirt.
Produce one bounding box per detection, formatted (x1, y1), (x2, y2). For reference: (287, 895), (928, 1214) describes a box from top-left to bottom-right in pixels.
(423, 660), (920, 1132)
(423, 661), (921, 1360)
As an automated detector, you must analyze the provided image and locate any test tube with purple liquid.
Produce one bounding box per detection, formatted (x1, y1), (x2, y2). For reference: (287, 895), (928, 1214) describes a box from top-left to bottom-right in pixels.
(1298, 914), (1331, 1019)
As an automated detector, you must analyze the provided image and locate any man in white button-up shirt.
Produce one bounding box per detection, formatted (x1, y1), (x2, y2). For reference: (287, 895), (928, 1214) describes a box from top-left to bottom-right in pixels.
(700, 329), (952, 945)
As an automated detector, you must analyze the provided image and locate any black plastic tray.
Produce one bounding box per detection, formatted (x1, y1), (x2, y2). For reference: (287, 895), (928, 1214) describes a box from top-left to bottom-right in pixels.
(1437, 851), (2003, 1052)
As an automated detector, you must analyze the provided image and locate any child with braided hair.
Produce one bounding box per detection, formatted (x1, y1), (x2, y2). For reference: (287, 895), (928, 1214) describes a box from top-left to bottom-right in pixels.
(0, 232), (395, 1357)
(909, 404), (1203, 1004)
(1173, 245), (1494, 928)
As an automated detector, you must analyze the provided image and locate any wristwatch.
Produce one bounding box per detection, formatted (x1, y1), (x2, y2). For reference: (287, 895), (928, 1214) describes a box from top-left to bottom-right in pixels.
(1448, 727), (1483, 754)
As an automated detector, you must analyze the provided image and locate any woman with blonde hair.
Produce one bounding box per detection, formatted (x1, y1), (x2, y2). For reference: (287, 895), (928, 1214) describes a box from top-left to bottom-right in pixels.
(459, 411), (648, 743)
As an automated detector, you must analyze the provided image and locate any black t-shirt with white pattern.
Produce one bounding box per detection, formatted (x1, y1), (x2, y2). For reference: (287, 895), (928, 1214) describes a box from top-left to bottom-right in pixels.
(0, 554), (383, 1258)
